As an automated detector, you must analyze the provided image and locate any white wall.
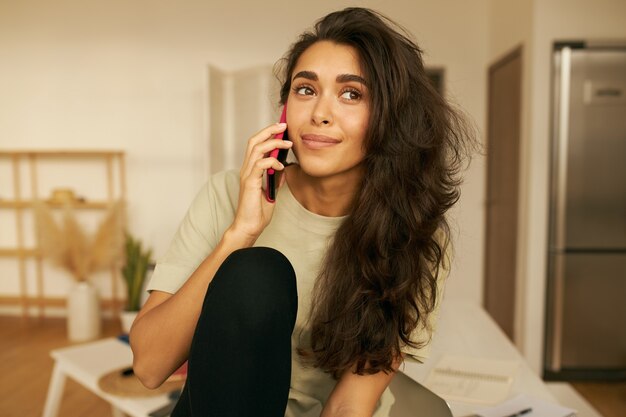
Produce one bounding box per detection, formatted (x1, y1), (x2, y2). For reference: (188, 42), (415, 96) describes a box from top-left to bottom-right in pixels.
(0, 0), (488, 310)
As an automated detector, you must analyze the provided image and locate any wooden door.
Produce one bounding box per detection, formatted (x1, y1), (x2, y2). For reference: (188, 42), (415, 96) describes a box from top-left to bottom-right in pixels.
(484, 47), (522, 341)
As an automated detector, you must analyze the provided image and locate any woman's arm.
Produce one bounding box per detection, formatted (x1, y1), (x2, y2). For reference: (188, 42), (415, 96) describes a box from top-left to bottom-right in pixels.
(129, 228), (252, 388)
(130, 123), (291, 389)
(320, 359), (401, 417)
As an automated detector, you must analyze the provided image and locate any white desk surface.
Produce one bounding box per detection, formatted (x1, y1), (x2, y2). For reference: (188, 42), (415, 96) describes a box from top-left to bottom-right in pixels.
(50, 298), (556, 417)
(401, 297), (556, 416)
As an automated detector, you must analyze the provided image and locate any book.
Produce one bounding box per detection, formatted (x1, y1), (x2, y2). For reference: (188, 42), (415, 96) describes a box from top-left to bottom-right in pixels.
(424, 355), (518, 404)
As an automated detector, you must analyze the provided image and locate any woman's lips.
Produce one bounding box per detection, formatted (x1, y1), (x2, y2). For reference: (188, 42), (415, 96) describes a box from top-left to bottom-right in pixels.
(301, 134), (341, 149)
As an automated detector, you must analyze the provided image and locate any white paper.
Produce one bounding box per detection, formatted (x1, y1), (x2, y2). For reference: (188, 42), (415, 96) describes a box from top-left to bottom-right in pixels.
(475, 393), (577, 417)
(424, 355), (519, 404)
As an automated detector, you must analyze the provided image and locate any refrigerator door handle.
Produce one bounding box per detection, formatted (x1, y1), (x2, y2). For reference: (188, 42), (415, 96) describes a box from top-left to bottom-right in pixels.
(550, 47), (572, 372)
(551, 254), (565, 371)
(555, 47), (571, 251)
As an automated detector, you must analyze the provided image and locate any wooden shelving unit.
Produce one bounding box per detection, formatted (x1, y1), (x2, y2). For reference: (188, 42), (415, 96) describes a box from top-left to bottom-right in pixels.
(0, 200), (111, 209)
(0, 248), (38, 257)
(0, 150), (126, 319)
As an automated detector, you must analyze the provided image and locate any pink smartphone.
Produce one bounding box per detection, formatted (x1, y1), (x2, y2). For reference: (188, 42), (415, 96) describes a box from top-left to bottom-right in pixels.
(265, 104), (289, 202)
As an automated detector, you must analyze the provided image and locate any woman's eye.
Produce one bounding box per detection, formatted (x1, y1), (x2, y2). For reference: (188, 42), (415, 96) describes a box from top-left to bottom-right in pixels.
(295, 86), (315, 96)
(340, 89), (361, 101)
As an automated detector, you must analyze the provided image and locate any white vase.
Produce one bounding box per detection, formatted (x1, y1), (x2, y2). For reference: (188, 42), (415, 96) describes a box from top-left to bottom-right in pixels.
(67, 281), (101, 342)
(119, 310), (138, 334)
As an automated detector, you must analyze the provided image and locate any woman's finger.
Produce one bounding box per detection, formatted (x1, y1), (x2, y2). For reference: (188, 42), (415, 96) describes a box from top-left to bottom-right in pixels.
(242, 123), (287, 170)
(242, 138), (292, 179)
(251, 138), (292, 160)
(243, 158), (285, 186)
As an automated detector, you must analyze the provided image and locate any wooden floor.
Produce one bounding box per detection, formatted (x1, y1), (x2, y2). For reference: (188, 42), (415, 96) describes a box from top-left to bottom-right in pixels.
(0, 316), (123, 417)
(571, 381), (626, 417)
(1, 315), (624, 417)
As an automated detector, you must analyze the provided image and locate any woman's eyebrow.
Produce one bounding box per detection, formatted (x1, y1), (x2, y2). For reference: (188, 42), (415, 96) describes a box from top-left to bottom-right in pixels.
(292, 70), (317, 82)
(292, 71), (367, 86)
(336, 74), (367, 86)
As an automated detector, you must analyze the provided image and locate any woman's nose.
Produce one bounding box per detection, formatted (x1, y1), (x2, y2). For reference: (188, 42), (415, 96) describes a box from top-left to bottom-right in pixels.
(311, 96), (333, 126)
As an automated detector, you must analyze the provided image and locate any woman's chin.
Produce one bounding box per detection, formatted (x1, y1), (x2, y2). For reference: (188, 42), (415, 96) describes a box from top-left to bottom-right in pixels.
(293, 160), (334, 179)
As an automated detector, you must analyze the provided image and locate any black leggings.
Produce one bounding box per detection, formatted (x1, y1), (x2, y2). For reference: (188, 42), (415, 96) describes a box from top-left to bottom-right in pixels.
(171, 247), (298, 417)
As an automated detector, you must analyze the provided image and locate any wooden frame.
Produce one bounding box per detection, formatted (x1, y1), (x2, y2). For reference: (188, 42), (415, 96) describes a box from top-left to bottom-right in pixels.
(0, 150), (126, 319)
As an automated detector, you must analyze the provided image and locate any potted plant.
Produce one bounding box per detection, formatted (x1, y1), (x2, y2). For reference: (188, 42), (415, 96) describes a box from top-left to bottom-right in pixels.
(120, 233), (153, 333)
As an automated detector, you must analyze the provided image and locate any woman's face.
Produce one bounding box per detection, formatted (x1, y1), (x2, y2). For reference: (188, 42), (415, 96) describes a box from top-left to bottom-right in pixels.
(286, 41), (370, 181)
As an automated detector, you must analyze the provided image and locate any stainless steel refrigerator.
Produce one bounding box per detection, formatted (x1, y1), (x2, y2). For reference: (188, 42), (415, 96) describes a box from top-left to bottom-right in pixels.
(545, 41), (626, 380)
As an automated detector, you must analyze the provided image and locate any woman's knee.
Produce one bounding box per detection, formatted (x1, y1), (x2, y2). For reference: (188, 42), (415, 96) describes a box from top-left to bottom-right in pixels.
(206, 247), (298, 329)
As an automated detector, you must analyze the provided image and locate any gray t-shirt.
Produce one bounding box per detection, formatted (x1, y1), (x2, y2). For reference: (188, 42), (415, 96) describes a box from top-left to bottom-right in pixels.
(148, 169), (446, 416)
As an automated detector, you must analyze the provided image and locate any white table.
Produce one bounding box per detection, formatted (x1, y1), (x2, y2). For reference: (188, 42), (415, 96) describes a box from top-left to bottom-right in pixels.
(42, 298), (559, 417)
(401, 297), (558, 416)
(42, 338), (173, 417)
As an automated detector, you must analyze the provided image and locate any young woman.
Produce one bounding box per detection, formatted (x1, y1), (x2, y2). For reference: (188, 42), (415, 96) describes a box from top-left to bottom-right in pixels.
(130, 7), (474, 417)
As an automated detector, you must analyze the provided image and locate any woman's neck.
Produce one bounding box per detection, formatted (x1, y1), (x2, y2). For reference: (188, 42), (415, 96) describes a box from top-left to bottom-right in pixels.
(285, 164), (362, 217)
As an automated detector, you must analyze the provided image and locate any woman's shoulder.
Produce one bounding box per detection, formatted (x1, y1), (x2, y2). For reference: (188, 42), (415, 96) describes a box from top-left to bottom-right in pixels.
(196, 169), (240, 215)
(207, 168), (240, 190)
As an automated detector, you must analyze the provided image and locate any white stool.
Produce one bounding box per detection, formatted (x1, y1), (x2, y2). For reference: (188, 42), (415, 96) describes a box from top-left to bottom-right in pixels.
(42, 338), (172, 417)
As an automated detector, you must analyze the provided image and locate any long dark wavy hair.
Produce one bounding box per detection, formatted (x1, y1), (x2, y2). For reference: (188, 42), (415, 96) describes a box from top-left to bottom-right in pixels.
(276, 7), (476, 378)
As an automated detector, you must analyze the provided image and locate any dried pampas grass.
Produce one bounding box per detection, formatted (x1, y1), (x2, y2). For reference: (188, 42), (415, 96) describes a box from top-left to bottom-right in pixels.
(89, 201), (125, 272)
(34, 201), (125, 282)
